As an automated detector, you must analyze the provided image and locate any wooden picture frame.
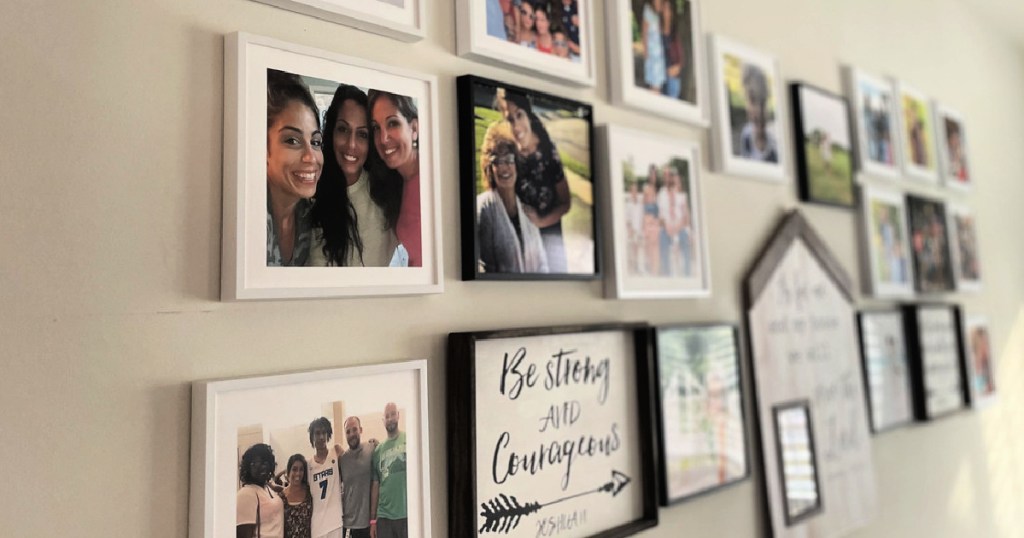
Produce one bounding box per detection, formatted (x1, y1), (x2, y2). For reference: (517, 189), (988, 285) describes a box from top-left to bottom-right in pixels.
(901, 303), (970, 420)
(248, 0), (426, 42)
(843, 66), (903, 181)
(790, 82), (855, 208)
(606, 0), (710, 126)
(447, 323), (659, 537)
(457, 75), (598, 280)
(856, 309), (915, 433)
(189, 360), (431, 537)
(653, 323), (749, 505)
(222, 32), (443, 300)
(600, 124), (711, 298)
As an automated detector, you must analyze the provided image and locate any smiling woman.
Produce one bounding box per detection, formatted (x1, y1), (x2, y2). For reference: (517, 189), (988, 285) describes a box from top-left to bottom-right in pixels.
(237, 443), (284, 538)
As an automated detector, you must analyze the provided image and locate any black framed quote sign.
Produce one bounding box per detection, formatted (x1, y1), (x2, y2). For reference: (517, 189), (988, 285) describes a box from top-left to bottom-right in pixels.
(447, 324), (658, 537)
(902, 303), (970, 420)
(744, 210), (877, 538)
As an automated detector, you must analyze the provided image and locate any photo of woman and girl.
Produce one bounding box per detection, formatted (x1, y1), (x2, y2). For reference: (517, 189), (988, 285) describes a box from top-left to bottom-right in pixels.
(486, 0), (582, 62)
(621, 158), (698, 278)
(724, 58), (778, 163)
(632, 0), (696, 103)
(470, 81), (595, 275)
(265, 69), (423, 269)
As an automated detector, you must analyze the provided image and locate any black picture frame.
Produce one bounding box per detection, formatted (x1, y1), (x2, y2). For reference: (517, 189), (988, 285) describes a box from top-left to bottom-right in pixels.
(790, 82), (856, 208)
(447, 323), (658, 537)
(771, 399), (824, 527)
(456, 74), (600, 281)
(905, 194), (956, 293)
(901, 303), (970, 420)
(856, 309), (916, 433)
(651, 322), (750, 506)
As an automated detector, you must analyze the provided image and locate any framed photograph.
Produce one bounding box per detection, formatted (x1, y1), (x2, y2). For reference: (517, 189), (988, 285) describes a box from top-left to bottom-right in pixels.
(895, 82), (939, 183)
(600, 124), (711, 298)
(447, 323), (659, 537)
(248, 0), (425, 42)
(653, 323), (748, 505)
(947, 203), (982, 291)
(772, 400), (823, 527)
(189, 360), (431, 538)
(222, 32), (443, 300)
(457, 75), (598, 280)
(791, 83), (855, 207)
(843, 67), (902, 180)
(744, 210), (877, 537)
(708, 34), (787, 181)
(606, 0), (709, 126)
(859, 185), (915, 298)
(456, 0), (597, 86)
(856, 310), (915, 432)
(906, 194), (955, 293)
(935, 105), (972, 191)
(901, 303), (969, 420)
(965, 315), (997, 408)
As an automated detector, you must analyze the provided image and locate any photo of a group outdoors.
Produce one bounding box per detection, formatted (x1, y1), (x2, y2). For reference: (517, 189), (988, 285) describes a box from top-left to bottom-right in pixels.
(630, 0), (698, 104)
(265, 68), (424, 268)
(467, 78), (595, 276)
(232, 368), (421, 538)
(485, 0), (582, 62)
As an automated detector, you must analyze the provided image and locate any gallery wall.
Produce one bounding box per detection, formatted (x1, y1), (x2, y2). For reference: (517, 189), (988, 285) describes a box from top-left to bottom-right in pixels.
(0, 0), (1022, 536)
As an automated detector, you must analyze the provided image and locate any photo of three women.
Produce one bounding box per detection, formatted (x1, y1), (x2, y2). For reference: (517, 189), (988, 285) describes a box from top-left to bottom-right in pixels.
(487, 0), (581, 62)
(471, 83), (595, 275)
(265, 69), (422, 269)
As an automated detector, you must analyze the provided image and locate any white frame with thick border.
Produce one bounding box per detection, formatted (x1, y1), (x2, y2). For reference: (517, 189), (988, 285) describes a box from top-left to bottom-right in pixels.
(859, 184), (916, 298)
(249, 0), (425, 42)
(189, 359), (431, 538)
(707, 34), (788, 182)
(895, 80), (939, 184)
(222, 32), (443, 300)
(600, 124), (711, 299)
(455, 0), (597, 86)
(935, 104), (973, 192)
(606, 0), (709, 126)
(946, 202), (982, 292)
(843, 66), (903, 181)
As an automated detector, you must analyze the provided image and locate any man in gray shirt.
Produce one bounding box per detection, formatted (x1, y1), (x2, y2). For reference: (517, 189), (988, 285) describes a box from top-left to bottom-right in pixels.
(340, 416), (376, 538)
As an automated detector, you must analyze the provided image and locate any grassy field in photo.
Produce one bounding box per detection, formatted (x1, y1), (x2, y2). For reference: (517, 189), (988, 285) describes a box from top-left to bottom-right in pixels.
(804, 140), (853, 205)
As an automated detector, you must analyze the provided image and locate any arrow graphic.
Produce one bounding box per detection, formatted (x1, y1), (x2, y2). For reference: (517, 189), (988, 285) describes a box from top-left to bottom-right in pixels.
(478, 470), (632, 534)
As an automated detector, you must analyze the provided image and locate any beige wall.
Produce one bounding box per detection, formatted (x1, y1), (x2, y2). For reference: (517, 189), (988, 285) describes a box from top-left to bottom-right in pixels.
(0, 0), (1022, 536)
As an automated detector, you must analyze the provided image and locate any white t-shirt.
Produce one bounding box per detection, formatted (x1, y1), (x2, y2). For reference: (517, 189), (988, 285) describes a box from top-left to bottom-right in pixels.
(308, 450), (343, 537)
(236, 484), (284, 538)
(656, 188), (689, 230)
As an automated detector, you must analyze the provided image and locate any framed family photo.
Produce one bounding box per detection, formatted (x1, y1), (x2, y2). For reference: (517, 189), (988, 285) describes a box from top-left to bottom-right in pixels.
(653, 323), (748, 505)
(906, 194), (955, 293)
(248, 0), (425, 42)
(947, 203), (982, 291)
(606, 0), (710, 126)
(600, 125), (710, 298)
(935, 105), (972, 191)
(189, 360), (431, 538)
(790, 82), (855, 207)
(844, 67), (902, 180)
(457, 75), (598, 280)
(859, 185), (915, 298)
(222, 33), (443, 300)
(708, 35), (787, 181)
(901, 303), (969, 420)
(457, 0), (597, 86)
(896, 82), (939, 184)
(856, 310), (915, 432)
(964, 315), (997, 407)
(447, 323), (659, 537)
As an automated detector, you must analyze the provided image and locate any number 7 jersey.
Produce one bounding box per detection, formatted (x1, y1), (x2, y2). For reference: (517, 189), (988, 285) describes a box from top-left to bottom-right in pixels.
(308, 450), (343, 536)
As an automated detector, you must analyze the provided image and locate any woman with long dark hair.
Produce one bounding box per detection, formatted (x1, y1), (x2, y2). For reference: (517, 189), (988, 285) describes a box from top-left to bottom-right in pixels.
(369, 90), (421, 267)
(280, 454), (312, 538)
(237, 443), (284, 538)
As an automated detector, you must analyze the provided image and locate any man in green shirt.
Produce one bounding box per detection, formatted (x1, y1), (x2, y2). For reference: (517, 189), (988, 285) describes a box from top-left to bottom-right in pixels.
(370, 402), (408, 538)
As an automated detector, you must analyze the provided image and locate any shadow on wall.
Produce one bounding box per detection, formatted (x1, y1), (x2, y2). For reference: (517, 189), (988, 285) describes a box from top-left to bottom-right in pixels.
(983, 305), (1024, 537)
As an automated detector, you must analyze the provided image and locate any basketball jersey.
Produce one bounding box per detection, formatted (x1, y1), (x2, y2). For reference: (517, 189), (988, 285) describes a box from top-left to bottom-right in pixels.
(307, 450), (343, 537)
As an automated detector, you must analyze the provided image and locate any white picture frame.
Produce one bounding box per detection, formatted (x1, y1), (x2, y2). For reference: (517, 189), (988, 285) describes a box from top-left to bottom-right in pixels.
(600, 124), (711, 299)
(189, 359), (432, 538)
(456, 0), (597, 86)
(249, 0), (426, 42)
(859, 185), (915, 298)
(708, 34), (788, 182)
(964, 315), (997, 408)
(606, 0), (710, 126)
(947, 203), (982, 291)
(895, 81), (939, 184)
(222, 32), (443, 300)
(843, 66), (903, 181)
(935, 104), (973, 192)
